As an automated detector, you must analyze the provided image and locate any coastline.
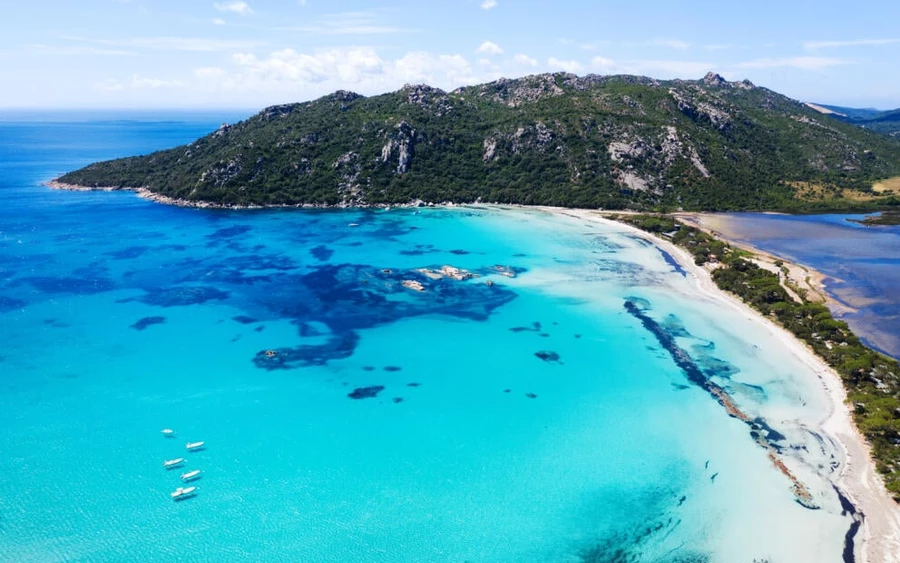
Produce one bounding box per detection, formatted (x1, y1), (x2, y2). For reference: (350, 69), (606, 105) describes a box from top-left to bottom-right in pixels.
(43, 181), (900, 560)
(546, 207), (900, 563)
(44, 180), (435, 210)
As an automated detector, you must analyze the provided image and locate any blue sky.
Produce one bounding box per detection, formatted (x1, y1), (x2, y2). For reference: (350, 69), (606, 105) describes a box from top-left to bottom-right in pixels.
(2, 0), (899, 109)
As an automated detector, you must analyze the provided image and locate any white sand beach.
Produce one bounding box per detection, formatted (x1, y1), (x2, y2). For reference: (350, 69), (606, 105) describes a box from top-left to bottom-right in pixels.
(549, 207), (900, 563)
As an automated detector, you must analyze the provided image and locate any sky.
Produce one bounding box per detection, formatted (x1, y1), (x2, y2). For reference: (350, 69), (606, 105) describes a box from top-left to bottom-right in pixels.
(2, 0), (900, 110)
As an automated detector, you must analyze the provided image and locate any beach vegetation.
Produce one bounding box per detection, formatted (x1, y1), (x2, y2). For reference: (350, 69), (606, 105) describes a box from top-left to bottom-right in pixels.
(619, 214), (900, 500)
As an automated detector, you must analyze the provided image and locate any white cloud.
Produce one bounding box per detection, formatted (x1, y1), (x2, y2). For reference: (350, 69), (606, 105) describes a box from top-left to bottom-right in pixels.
(212, 18), (226, 25)
(475, 41), (503, 55)
(278, 12), (411, 35)
(130, 74), (182, 88)
(624, 39), (691, 50)
(194, 67), (226, 79)
(590, 56), (619, 74)
(28, 43), (136, 56)
(95, 74), (181, 91)
(547, 57), (583, 73)
(737, 56), (847, 71)
(61, 35), (258, 52)
(395, 52), (477, 86)
(804, 38), (900, 50)
(588, 57), (715, 78)
(213, 1), (253, 15)
(192, 47), (483, 97)
(481, 0), (497, 9)
(231, 47), (386, 84)
(513, 53), (538, 67)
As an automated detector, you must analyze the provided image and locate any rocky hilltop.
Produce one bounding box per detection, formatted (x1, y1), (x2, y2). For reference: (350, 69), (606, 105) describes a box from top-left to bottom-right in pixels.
(57, 72), (900, 211)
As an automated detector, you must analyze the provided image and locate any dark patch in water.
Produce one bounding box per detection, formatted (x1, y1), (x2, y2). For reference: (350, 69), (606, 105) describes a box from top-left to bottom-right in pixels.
(253, 332), (360, 370)
(233, 315), (258, 324)
(503, 388), (511, 393)
(406, 382), (420, 387)
(131, 316), (166, 331)
(0, 296), (27, 313)
(710, 472), (718, 483)
(208, 225), (252, 240)
(525, 392), (537, 399)
(535, 350), (561, 363)
(362, 366), (375, 371)
(539, 333), (550, 337)
(383, 366), (402, 372)
(449, 249), (469, 255)
(253, 325), (265, 332)
(832, 485), (862, 563)
(348, 385), (384, 400)
(399, 249), (428, 256)
(136, 286), (230, 307)
(510, 321), (542, 333)
(574, 334), (582, 339)
(392, 397), (404, 403)
(658, 248), (688, 277)
(43, 318), (69, 328)
(310, 245), (334, 261)
(671, 383), (690, 391)
(20, 276), (116, 295)
(105, 246), (150, 260)
(624, 297), (813, 507)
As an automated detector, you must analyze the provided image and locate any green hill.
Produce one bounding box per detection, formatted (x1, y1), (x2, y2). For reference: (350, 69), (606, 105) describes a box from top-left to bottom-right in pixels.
(58, 72), (900, 211)
(810, 103), (900, 139)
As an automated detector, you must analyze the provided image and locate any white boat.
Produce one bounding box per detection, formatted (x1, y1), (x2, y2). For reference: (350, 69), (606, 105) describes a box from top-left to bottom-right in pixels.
(171, 486), (198, 501)
(161, 428), (175, 437)
(185, 441), (205, 451)
(163, 458), (186, 469)
(181, 469), (202, 482)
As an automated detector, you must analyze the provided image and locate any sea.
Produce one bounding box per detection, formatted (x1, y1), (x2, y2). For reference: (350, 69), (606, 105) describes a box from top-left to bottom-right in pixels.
(0, 113), (867, 562)
(703, 213), (900, 361)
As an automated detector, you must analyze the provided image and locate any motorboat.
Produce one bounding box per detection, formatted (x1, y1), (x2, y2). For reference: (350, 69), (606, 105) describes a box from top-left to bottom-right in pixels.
(181, 469), (202, 482)
(185, 441), (205, 451)
(171, 486), (198, 501)
(161, 428), (175, 438)
(163, 458), (186, 469)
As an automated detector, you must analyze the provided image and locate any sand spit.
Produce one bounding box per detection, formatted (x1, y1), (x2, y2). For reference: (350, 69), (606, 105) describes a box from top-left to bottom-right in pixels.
(549, 207), (900, 563)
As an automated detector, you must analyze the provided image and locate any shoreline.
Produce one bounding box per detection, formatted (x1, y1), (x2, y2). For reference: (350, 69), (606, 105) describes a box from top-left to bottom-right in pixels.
(672, 212), (859, 315)
(45, 182), (900, 560)
(44, 180), (437, 210)
(546, 207), (900, 563)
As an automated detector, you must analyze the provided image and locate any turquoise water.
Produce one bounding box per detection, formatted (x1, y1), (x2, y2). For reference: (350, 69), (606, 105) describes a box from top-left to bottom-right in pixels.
(710, 212), (900, 360)
(0, 117), (861, 562)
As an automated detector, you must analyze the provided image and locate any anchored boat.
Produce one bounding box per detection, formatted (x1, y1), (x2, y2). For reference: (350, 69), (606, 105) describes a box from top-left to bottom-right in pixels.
(163, 458), (186, 469)
(171, 486), (198, 501)
(161, 428), (175, 437)
(185, 441), (205, 451)
(181, 469), (202, 482)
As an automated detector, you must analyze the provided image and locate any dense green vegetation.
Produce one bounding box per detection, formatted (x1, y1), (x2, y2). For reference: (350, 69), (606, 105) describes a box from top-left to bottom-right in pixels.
(817, 104), (900, 138)
(852, 210), (900, 225)
(59, 72), (900, 211)
(619, 214), (900, 500)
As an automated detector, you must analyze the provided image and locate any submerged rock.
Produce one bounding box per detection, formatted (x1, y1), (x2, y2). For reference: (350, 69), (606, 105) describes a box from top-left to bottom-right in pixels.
(535, 350), (561, 363)
(130, 316), (166, 331)
(348, 385), (385, 400)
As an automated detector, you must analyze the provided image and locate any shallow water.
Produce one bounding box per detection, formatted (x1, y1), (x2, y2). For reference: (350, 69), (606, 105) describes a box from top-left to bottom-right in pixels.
(0, 117), (861, 562)
(707, 212), (900, 360)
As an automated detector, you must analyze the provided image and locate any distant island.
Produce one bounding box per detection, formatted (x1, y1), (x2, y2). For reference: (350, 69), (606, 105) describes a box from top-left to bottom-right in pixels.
(54, 72), (900, 214)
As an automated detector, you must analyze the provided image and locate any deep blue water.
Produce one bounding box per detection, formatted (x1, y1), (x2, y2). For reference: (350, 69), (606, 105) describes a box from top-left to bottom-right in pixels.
(0, 116), (862, 562)
(712, 212), (900, 360)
